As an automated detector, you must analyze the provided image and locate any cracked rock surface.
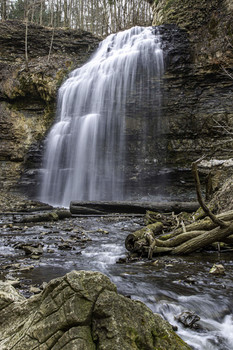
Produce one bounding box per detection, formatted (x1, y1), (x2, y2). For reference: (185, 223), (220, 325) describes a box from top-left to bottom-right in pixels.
(0, 270), (191, 349)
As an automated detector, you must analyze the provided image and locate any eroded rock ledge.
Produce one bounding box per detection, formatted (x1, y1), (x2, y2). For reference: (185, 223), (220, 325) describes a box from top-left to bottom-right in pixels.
(0, 270), (191, 350)
(0, 20), (100, 192)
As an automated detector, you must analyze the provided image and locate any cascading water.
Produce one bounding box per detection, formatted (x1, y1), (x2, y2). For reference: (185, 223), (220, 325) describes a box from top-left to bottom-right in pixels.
(40, 26), (164, 207)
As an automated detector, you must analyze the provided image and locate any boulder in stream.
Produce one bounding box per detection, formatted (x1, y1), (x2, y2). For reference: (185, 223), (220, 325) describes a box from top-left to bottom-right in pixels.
(0, 270), (191, 349)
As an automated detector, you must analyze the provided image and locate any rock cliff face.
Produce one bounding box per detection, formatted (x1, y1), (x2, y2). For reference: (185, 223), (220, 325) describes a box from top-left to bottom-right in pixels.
(122, 20), (232, 197)
(151, 0), (232, 67)
(0, 8), (232, 199)
(130, 0), (233, 199)
(0, 270), (191, 350)
(0, 20), (100, 192)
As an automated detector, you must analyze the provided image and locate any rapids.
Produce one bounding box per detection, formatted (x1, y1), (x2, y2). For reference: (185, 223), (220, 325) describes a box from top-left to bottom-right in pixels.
(1, 213), (233, 350)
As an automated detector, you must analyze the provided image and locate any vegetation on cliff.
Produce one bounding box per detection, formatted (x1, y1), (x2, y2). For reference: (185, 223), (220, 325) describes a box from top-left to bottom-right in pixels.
(150, 0), (233, 68)
(0, 20), (100, 191)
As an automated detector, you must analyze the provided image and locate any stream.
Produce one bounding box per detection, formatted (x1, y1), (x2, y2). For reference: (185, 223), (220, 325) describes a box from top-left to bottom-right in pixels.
(0, 213), (233, 350)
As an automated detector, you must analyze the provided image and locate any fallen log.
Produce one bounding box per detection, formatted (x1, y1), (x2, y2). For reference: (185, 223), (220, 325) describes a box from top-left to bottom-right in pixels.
(125, 157), (233, 257)
(168, 210), (233, 238)
(15, 210), (71, 223)
(171, 222), (233, 255)
(70, 201), (199, 215)
(222, 235), (233, 244)
(152, 231), (204, 248)
(125, 222), (163, 252)
(146, 246), (173, 254)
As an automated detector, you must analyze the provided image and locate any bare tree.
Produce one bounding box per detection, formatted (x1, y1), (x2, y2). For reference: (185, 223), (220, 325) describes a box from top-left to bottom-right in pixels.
(1, 0), (7, 20)
(7, 0), (153, 36)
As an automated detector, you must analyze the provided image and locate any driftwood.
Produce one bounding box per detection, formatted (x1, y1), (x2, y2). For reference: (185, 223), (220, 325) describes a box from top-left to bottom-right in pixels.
(15, 210), (71, 223)
(125, 222), (163, 252)
(160, 210), (233, 240)
(125, 158), (233, 257)
(172, 222), (233, 255)
(70, 201), (199, 215)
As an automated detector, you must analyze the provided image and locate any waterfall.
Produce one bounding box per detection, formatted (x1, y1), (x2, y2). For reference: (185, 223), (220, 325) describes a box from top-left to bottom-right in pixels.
(40, 26), (164, 207)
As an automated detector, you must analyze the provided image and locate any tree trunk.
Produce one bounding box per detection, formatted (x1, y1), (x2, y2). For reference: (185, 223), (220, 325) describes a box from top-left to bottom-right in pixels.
(25, 10), (29, 71)
(172, 222), (233, 255)
(125, 222), (163, 252)
(1, 0), (7, 21)
(70, 201), (199, 215)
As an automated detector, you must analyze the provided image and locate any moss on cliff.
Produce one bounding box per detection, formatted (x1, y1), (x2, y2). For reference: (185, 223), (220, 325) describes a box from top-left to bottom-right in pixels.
(0, 21), (100, 191)
(150, 0), (233, 67)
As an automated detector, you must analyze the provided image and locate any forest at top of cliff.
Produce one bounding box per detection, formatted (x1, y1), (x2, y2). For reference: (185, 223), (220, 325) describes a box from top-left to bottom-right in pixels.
(0, 0), (153, 37)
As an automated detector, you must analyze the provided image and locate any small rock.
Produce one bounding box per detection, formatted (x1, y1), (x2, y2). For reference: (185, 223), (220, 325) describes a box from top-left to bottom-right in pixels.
(40, 282), (48, 290)
(151, 260), (159, 266)
(97, 229), (109, 234)
(165, 264), (173, 268)
(58, 242), (72, 250)
(39, 232), (46, 236)
(22, 245), (43, 256)
(6, 280), (21, 287)
(209, 264), (225, 275)
(175, 311), (200, 328)
(31, 254), (41, 260)
(19, 265), (34, 272)
(47, 249), (55, 253)
(184, 276), (196, 284)
(29, 286), (41, 294)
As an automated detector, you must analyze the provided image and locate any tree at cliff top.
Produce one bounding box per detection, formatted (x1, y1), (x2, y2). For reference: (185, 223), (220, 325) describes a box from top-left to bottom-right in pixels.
(1, 0), (153, 36)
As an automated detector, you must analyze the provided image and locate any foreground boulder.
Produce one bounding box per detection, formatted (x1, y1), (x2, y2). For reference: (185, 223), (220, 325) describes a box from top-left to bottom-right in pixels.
(0, 270), (191, 349)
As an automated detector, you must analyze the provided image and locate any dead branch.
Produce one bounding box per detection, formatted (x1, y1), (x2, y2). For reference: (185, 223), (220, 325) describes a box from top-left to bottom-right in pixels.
(191, 158), (227, 228)
(172, 222), (233, 255)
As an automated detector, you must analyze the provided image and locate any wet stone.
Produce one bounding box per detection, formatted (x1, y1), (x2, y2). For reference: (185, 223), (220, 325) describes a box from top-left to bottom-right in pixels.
(19, 244), (43, 256)
(209, 264), (225, 275)
(175, 311), (201, 329)
(58, 242), (73, 250)
(31, 255), (41, 260)
(183, 276), (196, 284)
(29, 286), (41, 294)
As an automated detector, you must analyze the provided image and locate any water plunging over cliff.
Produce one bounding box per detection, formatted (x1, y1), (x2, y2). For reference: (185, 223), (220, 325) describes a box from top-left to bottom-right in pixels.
(40, 27), (164, 207)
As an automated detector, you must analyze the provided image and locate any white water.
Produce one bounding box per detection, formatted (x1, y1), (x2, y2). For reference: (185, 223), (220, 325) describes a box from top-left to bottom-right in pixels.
(35, 216), (233, 350)
(79, 223), (233, 350)
(40, 26), (164, 207)
(2, 212), (233, 349)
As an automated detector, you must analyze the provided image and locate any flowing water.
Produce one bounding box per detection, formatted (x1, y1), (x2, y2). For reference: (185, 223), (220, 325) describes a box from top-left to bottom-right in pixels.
(1, 214), (233, 350)
(40, 26), (164, 207)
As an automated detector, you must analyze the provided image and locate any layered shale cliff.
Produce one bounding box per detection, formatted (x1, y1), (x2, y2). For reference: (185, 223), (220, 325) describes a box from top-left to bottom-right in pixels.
(0, 3), (232, 200)
(0, 20), (100, 192)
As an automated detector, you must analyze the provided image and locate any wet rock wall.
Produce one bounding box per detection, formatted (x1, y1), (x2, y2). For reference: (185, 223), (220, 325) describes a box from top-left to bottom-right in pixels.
(0, 14), (232, 199)
(0, 20), (100, 193)
(122, 23), (233, 197)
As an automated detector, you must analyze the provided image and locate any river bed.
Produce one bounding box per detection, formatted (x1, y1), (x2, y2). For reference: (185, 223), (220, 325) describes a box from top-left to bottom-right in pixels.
(0, 213), (233, 350)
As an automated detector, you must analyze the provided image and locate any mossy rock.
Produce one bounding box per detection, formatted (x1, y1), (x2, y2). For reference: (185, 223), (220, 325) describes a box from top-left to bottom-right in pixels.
(0, 270), (191, 350)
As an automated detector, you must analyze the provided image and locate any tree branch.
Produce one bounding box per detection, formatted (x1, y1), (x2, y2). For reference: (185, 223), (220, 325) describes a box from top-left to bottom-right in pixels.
(191, 158), (227, 228)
